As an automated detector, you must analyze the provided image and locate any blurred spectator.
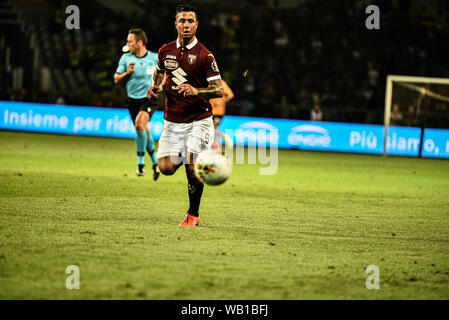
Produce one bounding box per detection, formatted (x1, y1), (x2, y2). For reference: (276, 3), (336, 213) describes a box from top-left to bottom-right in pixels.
(390, 103), (403, 125)
(310, 103), (323, 121)
(404, 105), (418, 127)
(55, 95), (66, 105)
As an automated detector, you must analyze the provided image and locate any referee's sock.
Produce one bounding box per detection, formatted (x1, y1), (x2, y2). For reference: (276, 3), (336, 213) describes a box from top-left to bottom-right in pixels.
(146, 135), (158, 166)
(187, 179), (204, 217)
(136, 130), (147, 165)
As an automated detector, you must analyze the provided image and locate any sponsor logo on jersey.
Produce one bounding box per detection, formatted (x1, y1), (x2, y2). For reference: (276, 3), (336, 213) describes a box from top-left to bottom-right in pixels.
(188, 54), (197, 64)
(288, 125), (331, 147)
(164, 59), (179, 70)
(166, 54), (177, 59)
(171, 67), (188, 86)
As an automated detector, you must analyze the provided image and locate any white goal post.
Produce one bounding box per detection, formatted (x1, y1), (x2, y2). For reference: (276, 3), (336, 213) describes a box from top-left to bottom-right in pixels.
(383, 75), (449, 156)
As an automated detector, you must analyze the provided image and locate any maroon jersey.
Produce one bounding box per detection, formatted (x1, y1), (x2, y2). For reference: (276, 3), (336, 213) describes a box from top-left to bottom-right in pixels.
(156, 37), (221, 123)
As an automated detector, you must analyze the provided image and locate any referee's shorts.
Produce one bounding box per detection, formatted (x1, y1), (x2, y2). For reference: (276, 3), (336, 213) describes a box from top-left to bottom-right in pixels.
(126, 97), (158, 124)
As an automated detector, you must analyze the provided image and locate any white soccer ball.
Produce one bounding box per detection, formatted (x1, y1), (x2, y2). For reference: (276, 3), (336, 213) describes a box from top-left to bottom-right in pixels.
(194, 150), (233, 186)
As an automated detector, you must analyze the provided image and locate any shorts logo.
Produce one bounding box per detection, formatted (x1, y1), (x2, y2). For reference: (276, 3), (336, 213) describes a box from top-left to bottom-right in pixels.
(164, 59), (179, 70)
(147, 107), (152, 113)
(188, 54), (197, 64)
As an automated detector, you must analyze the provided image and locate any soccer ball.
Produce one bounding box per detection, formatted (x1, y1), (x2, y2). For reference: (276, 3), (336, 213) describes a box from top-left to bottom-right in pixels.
(194, 150), (232, 186)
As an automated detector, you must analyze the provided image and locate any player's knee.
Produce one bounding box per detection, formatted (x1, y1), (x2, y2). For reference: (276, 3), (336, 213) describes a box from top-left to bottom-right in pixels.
(135, 122), (146, 132)
(159, 167), (176, 176)
(158, 162), (177, 176)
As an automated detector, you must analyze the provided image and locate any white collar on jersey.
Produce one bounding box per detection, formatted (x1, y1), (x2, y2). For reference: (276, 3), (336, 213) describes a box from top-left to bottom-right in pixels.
(176, 36), (198, 49)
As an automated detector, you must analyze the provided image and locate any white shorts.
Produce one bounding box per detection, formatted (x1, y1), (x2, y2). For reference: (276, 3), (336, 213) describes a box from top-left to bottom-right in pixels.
(157, 117), (214, 160)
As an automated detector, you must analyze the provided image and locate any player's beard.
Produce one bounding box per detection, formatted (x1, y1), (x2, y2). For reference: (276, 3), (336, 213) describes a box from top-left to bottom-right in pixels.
(183, 35), (192, 43)
(180, 32), (194, 46)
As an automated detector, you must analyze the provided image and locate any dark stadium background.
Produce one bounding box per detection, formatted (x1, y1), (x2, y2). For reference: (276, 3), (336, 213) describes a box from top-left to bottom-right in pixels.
(1, 0), (448, 127)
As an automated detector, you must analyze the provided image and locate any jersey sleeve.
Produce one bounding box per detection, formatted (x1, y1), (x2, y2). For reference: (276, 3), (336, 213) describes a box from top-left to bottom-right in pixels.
(204, 52), (221, 82)
(116, 54), (127, 74)
(151, 51), (158, 66)
(156, 45), (166, 72)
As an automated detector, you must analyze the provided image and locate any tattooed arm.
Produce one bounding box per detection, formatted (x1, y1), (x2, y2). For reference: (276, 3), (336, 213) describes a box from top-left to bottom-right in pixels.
(147, 69), (166, 99)
(178, 79), (224, 99)
(197, 79), (224, 99)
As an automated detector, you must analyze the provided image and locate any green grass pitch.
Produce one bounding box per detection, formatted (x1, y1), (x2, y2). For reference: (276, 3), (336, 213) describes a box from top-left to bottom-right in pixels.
(0, 130), (448, 300)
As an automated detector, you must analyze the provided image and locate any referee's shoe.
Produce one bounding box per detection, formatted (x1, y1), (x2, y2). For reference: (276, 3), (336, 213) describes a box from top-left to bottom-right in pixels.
(136, 164), (145, 176)
(153, 165), (160, 181)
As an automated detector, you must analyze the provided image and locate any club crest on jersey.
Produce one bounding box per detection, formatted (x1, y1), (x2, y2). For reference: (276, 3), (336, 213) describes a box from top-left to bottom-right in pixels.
(188, 54), (197, 64)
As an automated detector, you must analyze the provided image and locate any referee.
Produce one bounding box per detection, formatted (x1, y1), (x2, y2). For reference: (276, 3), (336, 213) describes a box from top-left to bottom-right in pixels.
(114, 28), (161, 180)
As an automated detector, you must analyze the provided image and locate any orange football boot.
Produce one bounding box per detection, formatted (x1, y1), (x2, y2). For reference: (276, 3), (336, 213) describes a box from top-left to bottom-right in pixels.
(179, 214), (200, 226)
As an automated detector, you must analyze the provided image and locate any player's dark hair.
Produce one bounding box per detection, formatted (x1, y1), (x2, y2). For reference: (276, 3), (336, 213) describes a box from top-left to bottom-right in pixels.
(175, 3), (198, 20)
(128, 28), (148, 46)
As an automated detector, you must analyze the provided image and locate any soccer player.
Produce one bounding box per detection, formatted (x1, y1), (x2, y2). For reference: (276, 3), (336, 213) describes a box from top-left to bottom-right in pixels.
(147, 4), (223, 226)
(210, 79), (234, 151)
(114, 28), (161, 180)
